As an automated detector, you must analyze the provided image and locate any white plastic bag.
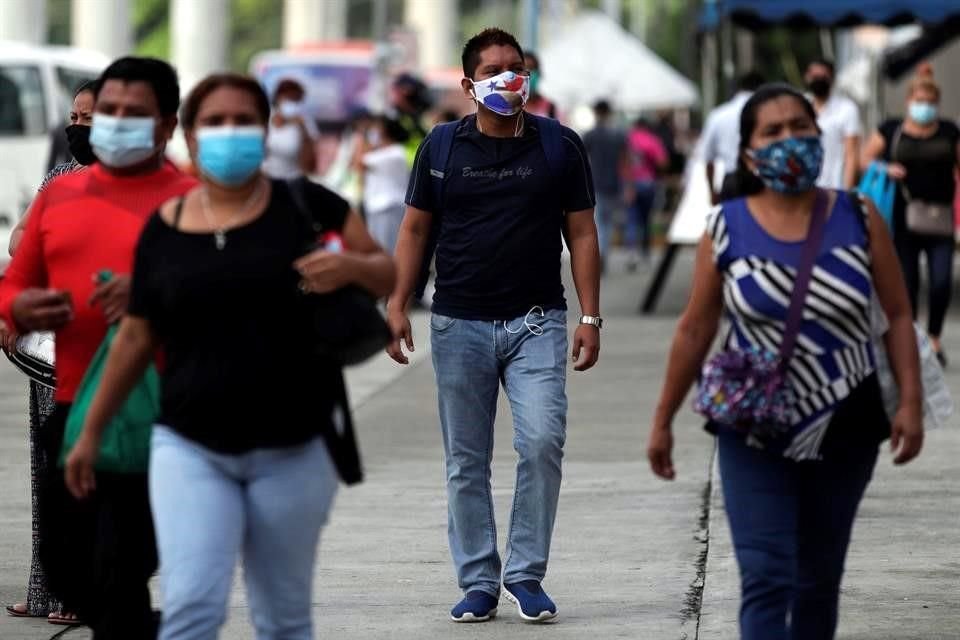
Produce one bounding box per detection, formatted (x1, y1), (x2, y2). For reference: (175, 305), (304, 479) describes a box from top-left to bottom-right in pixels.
(871, 296), (953, 428)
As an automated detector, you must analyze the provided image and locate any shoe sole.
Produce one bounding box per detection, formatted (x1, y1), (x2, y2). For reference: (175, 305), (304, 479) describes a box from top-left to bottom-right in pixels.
(502, 590), (557, 622)
(450, 607), (497, 623)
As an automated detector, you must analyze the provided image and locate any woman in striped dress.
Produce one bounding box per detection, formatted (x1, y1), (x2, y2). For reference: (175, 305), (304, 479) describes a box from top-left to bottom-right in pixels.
(3, 81), (95, 624)
(646, 85), (923, 639)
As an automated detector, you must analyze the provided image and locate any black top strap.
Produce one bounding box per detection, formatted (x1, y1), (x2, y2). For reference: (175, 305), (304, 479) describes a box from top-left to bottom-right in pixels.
(172, 197), (186, 230)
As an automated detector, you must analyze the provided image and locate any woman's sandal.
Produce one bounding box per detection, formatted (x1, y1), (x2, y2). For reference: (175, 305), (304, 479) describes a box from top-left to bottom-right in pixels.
(5, 603), (45, 618)
(47, 611), (82, 626)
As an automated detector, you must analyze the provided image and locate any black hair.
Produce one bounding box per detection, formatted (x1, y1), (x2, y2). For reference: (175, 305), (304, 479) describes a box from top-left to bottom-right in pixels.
(806, 58), (836, 77)
(74, 80), (96, 98)
(733, 83), (820, 197)
(461, 28), (524, 79)
(594, 100), (612, 116)
(737, 71), (765, 92)
(180, 73), (271, 130)
(379, 116), (410, 144)
(93, 56), (180, 116)
(523, 49), (540, 67)
(273, 78), (305, 104)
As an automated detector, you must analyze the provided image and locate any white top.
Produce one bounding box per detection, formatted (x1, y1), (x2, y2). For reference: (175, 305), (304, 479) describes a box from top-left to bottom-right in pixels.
(262, 119), (319, 180)
(813, 92), (862, 189)
(362, 144), (409, 214)
(699, 91), (752, 178)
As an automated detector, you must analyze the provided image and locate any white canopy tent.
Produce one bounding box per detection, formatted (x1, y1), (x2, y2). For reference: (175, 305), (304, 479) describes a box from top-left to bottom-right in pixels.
(539, 11), (699, 113)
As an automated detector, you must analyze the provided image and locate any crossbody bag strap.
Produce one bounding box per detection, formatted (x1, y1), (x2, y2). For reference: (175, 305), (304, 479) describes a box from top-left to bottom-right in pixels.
(778, 189), (830, 368)
(890, 124), (913, 201)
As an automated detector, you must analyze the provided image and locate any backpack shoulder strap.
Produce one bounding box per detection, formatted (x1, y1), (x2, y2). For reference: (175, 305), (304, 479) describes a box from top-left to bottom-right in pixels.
(426, 119), (462, 210)
(529, 113), (565, 178)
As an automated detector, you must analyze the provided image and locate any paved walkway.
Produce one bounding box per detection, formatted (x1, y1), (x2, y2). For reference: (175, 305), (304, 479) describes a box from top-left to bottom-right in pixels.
(0, 251), (956, 639)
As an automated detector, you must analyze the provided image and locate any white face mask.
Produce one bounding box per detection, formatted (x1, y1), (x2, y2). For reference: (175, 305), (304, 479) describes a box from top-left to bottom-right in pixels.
(278, 100), (302, 119)
(470, 70), (530, 117)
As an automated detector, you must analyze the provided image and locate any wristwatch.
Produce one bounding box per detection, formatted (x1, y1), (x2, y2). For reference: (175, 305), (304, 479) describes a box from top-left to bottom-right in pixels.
(579, 315), (603, 329)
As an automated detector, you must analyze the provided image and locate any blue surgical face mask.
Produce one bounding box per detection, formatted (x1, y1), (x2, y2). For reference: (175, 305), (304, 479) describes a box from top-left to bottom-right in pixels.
(908, 101), (938, 126)
(748, 136), (824, 194)
(89, 113), (158, 168)
(196, 126), (265, 187)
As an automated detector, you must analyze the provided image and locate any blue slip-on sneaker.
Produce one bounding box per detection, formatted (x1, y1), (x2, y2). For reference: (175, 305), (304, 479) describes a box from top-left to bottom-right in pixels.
(503, 580), (558, 622)
(450, 590), (499, 622)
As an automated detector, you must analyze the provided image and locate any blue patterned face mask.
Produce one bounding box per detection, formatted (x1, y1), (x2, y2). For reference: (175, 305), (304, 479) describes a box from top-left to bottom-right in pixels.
(747, 136), (824, 194)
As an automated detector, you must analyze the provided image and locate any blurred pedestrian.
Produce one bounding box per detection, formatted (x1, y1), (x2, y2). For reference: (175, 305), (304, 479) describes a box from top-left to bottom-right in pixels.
(861, 65), (960, 366)
(625, 117), (668, 268)
(387, 27), (600, 624)
(582, 99), (627, 272)
(648, 84), (923, 640)
(700, 71), (765, 203)
(522, 50), (557, 119)
(64, 72), (394, 640)
(262, 78), (318, 179)
(805, 59), (861, 189)
(2, 79), (96, 627)
(0, 56), (197, 640)
(357, 116), (410, 254)
(389, 73), (432, 164)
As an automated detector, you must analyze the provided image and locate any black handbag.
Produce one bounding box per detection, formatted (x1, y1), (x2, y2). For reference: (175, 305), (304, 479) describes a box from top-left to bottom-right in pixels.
(286, 178), (392, 367)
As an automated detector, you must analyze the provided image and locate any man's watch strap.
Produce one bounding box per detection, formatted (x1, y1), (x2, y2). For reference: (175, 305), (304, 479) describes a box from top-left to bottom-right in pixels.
(579, 315), (603, 329)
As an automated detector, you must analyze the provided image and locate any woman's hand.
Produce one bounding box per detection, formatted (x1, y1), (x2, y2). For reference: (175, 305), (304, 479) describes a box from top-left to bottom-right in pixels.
(886, 162), (908, 180)
(890, 403), (923, 465)
(89, 275), (131, 324)
(64, 434), (100, 499)
(294, 250), (353, 294)
(647, 421), (676, 480)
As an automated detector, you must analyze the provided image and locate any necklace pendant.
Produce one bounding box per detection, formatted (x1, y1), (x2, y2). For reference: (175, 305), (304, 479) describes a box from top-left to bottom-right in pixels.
(214, 230), (226, 250)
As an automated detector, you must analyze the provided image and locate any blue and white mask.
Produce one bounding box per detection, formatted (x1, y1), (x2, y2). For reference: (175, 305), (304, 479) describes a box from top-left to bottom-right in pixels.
(908, 101), (938, 126)
(748, 136), (824, 194)
(89, 113), (158, 168)
(196, 126), (265, 186)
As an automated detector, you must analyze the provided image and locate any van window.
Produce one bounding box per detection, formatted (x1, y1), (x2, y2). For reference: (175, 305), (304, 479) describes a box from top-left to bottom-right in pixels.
(55, 66), (98, 115)
(0, 65), (46, 136)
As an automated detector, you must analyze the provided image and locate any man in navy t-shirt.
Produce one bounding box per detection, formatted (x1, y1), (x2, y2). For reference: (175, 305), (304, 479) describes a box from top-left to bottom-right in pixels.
(386, 28), (601, 624)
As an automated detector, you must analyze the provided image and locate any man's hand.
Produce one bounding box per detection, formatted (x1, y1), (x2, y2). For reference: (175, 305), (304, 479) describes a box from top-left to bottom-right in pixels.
(12, 288), (73, 332)
(89, 275), (131, 324)
(294, 250), (351, 294)
(891, 403), (923, 465)
(64, 434), (99, 499)
(571, 324), (599, 371)
(0, 318), (16, 352)
(386, 308), (414, 365)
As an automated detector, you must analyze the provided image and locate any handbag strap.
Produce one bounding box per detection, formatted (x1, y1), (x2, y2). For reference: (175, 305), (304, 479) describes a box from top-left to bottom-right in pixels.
(778, 189), (830, 368)
(890, 124), (914, 202)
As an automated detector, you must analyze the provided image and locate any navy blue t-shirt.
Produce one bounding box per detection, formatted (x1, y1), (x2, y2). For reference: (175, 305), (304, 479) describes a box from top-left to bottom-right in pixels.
(405, 115), (595, 320)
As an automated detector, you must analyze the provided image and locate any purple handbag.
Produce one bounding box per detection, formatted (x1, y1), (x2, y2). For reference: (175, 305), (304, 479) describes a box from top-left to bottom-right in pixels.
(693, 191), (829, 442)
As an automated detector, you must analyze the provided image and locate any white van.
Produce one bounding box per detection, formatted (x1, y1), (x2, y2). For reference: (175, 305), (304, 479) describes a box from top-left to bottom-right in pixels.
(0, 41), (109, 237)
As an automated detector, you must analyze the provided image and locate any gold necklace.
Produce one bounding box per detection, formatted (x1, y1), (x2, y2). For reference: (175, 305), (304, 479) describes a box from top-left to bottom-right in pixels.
(199, 179), (265, 250)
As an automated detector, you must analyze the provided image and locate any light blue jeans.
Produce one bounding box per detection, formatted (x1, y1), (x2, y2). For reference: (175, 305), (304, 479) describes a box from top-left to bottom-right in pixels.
(149, 426), (338, 640)
(431, 307), (568, 597)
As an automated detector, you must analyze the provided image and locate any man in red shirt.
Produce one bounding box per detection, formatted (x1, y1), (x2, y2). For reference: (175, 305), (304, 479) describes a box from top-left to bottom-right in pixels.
(0, 57), (196, 639)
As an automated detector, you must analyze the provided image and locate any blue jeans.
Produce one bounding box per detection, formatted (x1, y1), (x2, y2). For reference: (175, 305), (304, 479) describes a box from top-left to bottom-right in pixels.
(895, 232), (955, 337)
(431, 308), (568, 596)
(718, 431), (878, 640)
(627, 180), (657, 255)
(594, 191), (618, 260)
(149, 426), (338, 640)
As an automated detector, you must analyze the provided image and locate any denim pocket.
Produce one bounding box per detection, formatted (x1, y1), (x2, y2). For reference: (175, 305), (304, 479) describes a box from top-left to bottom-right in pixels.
(430, 313), (458, 332)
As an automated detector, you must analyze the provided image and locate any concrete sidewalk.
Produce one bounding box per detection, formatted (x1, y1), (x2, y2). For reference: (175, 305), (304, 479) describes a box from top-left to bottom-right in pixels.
(0, 251), (956, 639)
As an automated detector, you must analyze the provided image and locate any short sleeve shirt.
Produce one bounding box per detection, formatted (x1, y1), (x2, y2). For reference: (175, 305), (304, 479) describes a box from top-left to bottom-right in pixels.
(405, 115), (595, 320)
(815, 93), (862, 189)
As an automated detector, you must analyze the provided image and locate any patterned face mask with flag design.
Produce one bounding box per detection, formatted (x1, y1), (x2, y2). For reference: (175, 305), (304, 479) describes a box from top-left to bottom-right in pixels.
(470, 70), (530, 117)
(747, 136), (824, 194)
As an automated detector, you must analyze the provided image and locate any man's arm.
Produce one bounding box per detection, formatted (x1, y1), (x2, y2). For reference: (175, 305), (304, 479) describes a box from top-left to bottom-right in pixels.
(565, 208), (600, 371)
(385, 205), (433, 364)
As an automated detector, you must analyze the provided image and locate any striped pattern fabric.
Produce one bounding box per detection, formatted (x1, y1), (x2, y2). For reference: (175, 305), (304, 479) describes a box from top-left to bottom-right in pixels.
(707, 191), (876, 460)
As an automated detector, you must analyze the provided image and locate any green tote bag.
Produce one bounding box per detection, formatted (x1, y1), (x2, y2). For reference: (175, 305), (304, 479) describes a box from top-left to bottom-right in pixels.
(60, 324), (160, 473)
